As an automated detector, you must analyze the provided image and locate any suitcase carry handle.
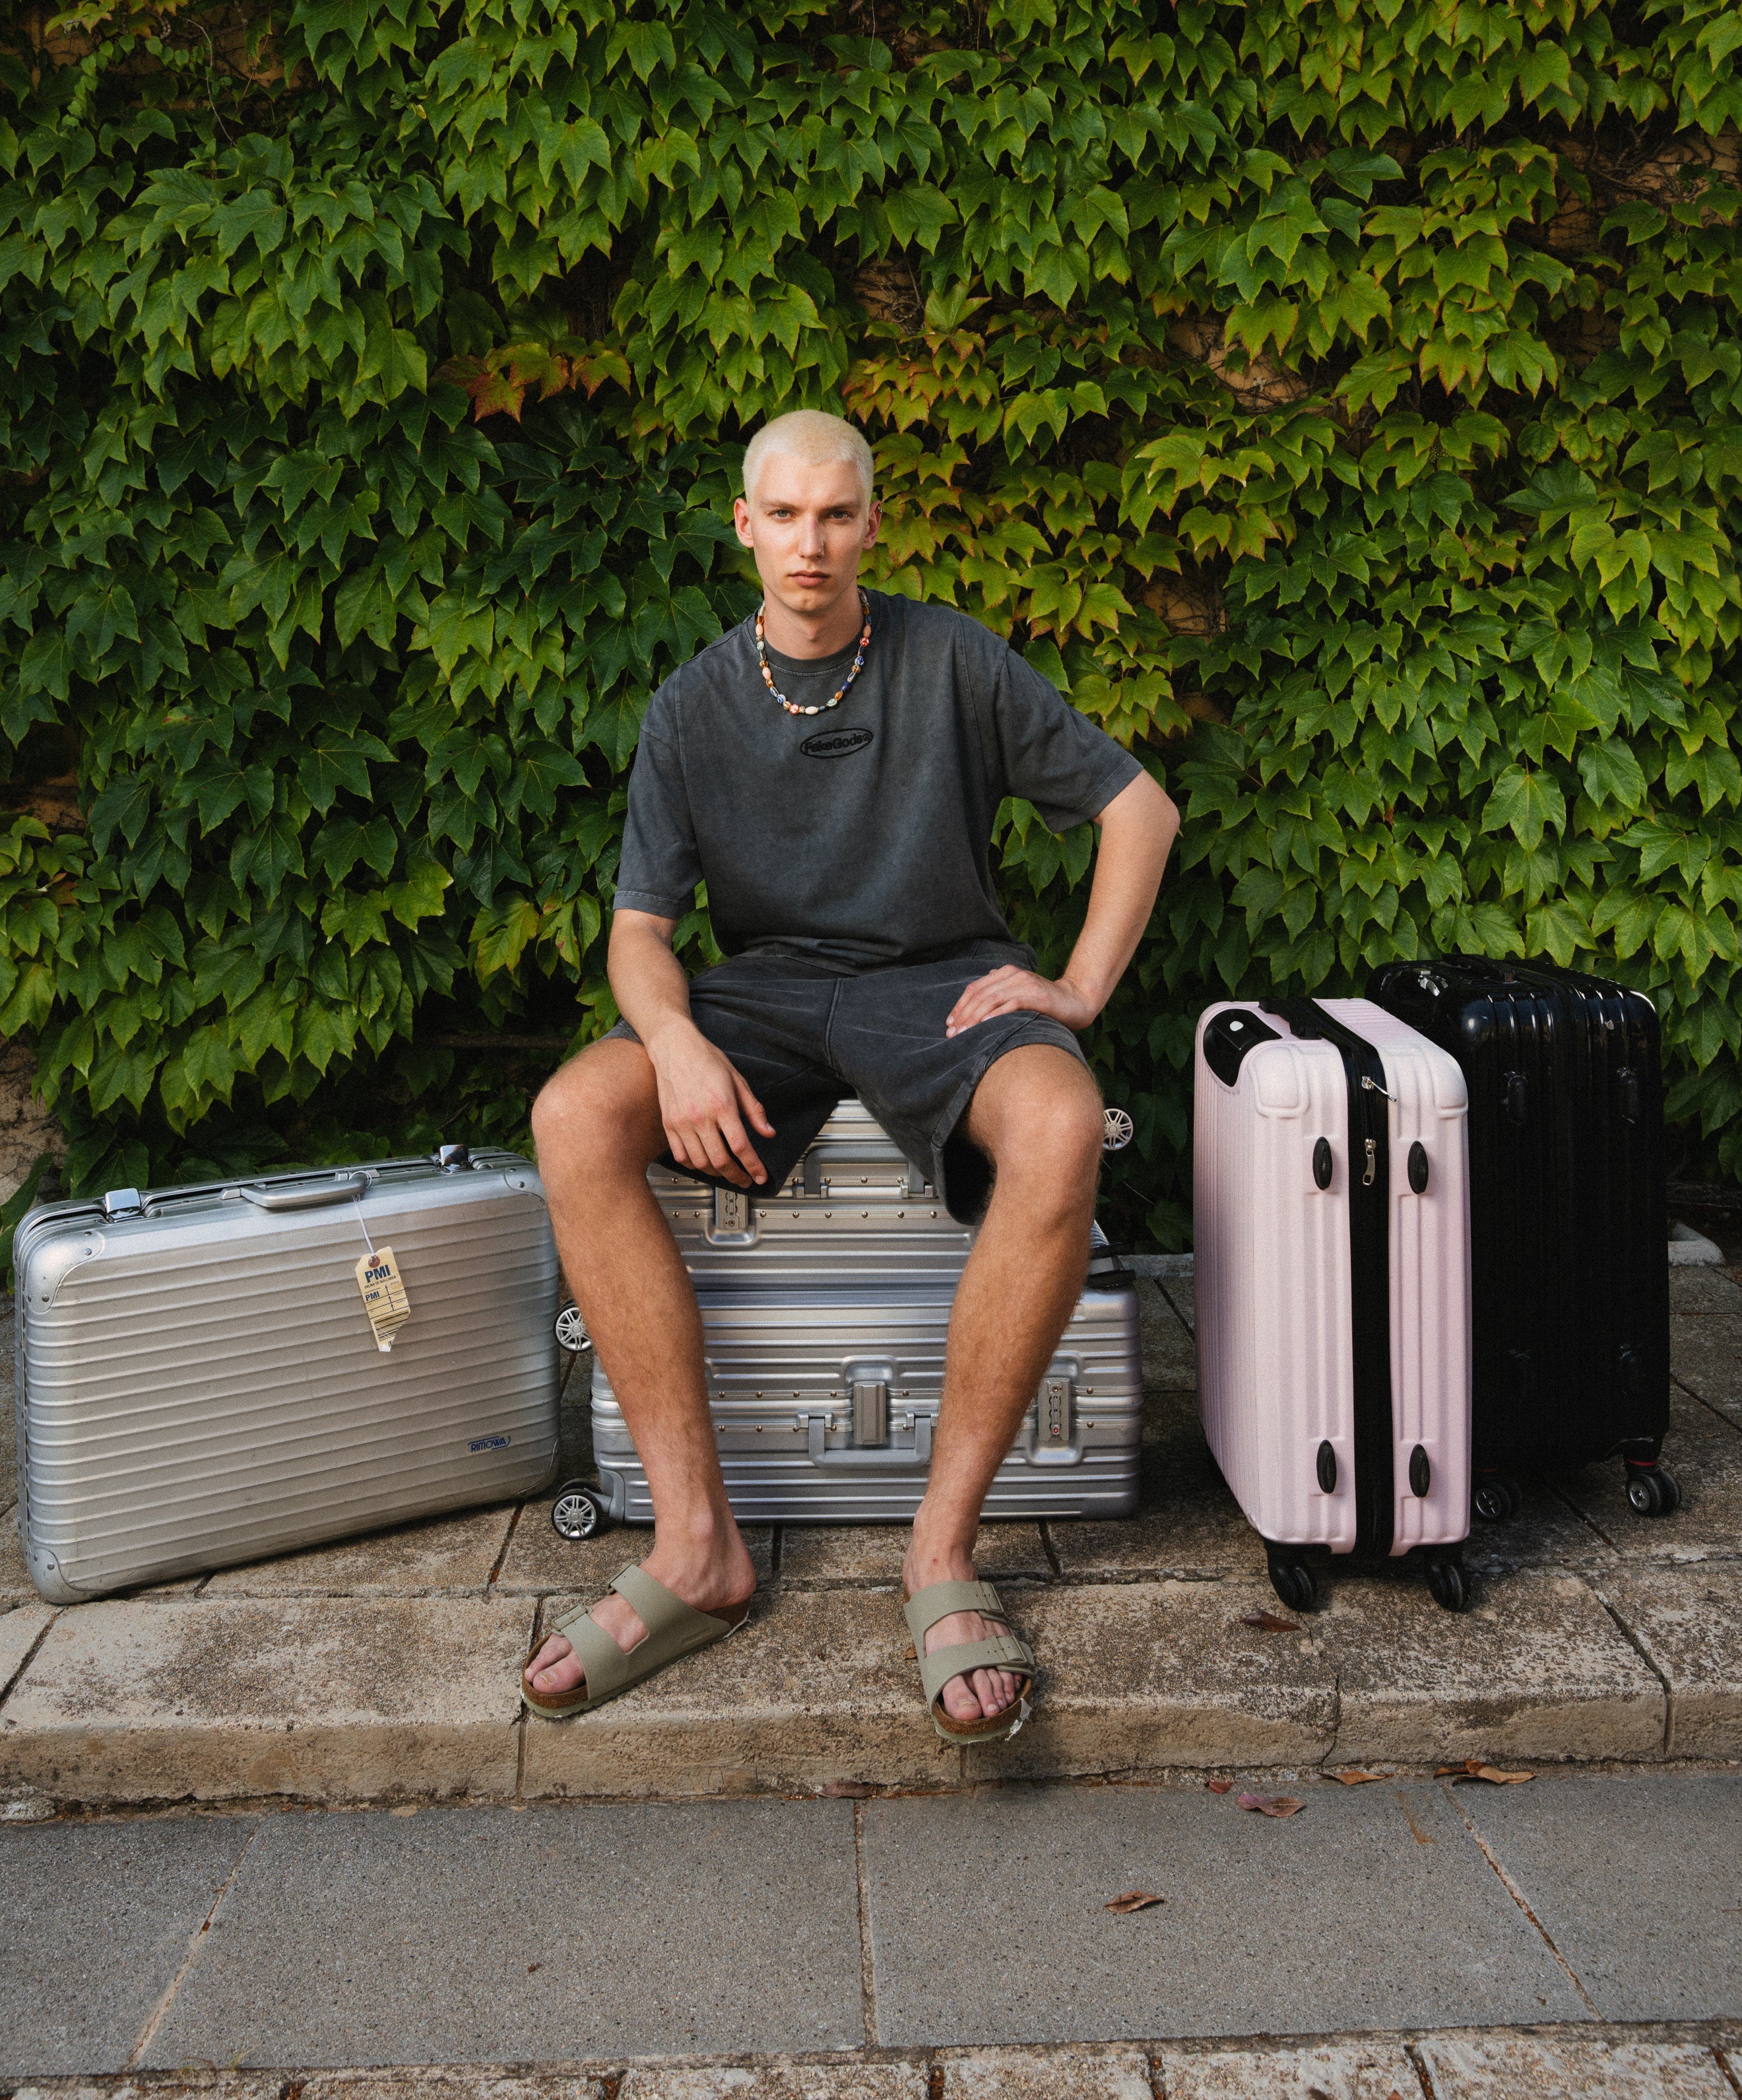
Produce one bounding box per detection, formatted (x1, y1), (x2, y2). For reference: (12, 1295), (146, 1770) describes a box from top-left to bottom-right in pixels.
(237, 1171), (372, 1212)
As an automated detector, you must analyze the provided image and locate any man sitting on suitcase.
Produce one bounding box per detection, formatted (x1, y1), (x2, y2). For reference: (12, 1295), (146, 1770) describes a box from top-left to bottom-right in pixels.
(523, 410), (1178, 1742)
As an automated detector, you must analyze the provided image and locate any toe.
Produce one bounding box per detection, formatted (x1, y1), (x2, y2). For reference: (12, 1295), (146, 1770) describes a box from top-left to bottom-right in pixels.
(941, 1670), (984, 1723)
(525, 1635), (583, 1697)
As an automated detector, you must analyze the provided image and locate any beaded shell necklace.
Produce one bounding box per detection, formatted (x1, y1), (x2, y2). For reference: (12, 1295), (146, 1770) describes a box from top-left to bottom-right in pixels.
(756, 589), (872, 717)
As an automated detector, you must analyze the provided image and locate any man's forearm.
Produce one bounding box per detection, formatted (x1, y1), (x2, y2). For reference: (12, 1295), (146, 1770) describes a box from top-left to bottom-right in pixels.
(1058, 771), (1180, 1018)
(608, 913), (699, 1055)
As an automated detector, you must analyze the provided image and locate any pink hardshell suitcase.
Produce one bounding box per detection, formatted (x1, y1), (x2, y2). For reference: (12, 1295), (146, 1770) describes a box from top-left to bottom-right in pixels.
(1194, 996), (1473, 1612)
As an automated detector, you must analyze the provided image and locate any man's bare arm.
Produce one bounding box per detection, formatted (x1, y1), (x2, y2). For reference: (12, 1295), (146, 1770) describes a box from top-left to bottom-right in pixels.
(610, 910), (775, 1185)
(944, 770), (1180, 1038)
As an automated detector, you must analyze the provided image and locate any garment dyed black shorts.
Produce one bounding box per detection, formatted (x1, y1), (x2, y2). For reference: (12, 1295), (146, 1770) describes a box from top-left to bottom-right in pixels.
(604, 940), (1091, 1222)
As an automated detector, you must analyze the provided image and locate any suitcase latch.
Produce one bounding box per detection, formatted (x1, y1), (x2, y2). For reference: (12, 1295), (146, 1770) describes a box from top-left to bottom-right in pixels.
(706, 1187), (758, 1244)
(102, 1188), (144, 1219)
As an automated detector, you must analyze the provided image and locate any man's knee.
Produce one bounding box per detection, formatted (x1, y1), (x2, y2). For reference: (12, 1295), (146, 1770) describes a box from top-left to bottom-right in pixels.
(531, 1039), (661, 1178)
(971, 1051), (1103, 1213)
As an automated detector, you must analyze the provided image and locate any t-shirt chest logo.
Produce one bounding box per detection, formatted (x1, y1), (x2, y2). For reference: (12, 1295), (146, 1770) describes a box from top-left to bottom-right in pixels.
(800, 725), (875, 760)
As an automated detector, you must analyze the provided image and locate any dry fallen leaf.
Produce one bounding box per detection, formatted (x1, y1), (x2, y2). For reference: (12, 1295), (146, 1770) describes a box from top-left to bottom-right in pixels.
(1332, 1769), (1388, 1785)
(1437, 1757), (1534, 1785)
(903, 1643), (917, 1661)
(1241, 1609), (1303, 1632)
(1237, 1790), (1305, 1817)
(1206, 1779), (1233, 1793)
(527, 1963), (541, 1973)
(1105, 1890), (1164, 1913)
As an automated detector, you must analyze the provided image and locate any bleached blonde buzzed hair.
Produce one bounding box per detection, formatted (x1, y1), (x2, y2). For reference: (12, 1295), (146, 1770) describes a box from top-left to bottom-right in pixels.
(742, 410), (876, 510)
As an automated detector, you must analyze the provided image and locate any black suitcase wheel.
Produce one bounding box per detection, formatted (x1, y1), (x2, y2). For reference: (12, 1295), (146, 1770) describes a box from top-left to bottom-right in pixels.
(1473, 1472), (1524, 1523)
(1625, 1462), (1681, 1517)
(1265, 1553), (1318, 1615)
(550, 1480), (611, 1541)
(1426, 1558), (1471, 1613)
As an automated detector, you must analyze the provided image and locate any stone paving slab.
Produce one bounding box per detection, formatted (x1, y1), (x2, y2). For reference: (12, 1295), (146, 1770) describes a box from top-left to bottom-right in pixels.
(1456, 1771), (1742, 2021)
(0, 1602), (52, 1700)
(1153, 2037), (1424, 2098)
(936, 2045), (1152, 2097)
(1669, 1269), (1742, 1317)
(142, 1800), (864, 2068)
(1326, 1569), (1666, 1765)
(203, 1507), (519, 1598)
(0, 1813), (255, 2074)
(962, 1577), (1338, 1782)
(617, 2068), (923, 2100)
(1138, 1279), (1197, 1390)
(1558, 1391), (1742, 1562)
(1599, 1564), (1742, 1760)
(519, 1585), (964, 1800)
(1415, 2032), (1736, 2099)
(862, 1781), (1590, 2047)
(0, 1597), (532, 1806)
(1671, 1317), (1742, 1426)
(1462, 1482), (1619, 1577)
(777, 1521), (1048, 1586)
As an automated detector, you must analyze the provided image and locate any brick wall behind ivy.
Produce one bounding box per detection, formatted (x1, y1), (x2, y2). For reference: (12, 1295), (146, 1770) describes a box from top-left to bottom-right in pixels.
(2, 0), (1740, 1247)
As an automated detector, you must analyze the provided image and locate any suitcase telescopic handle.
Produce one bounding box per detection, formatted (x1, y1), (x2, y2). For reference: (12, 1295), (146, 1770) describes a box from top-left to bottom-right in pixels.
(236, 1171), (372, 1211)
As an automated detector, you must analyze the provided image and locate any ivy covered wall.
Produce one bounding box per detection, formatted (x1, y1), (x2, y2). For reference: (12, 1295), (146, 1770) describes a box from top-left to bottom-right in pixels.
(1, 0), (1739, 1248)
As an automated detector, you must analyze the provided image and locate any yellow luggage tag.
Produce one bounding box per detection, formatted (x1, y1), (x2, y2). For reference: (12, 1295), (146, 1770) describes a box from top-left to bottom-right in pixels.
(356, 1244), (411, 1352)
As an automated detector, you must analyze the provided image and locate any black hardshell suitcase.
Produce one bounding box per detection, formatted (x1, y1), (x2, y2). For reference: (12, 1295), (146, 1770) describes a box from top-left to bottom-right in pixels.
(1365, 958), (1677, 1519)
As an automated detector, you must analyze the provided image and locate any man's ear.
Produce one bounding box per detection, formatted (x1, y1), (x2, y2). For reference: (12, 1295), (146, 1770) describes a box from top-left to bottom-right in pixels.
(732, 495), (754, 547)
(862, 499), (882, 548)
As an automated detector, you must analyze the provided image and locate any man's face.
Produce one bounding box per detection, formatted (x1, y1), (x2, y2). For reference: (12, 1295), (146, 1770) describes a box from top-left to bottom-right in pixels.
(733, 455), (881, 620)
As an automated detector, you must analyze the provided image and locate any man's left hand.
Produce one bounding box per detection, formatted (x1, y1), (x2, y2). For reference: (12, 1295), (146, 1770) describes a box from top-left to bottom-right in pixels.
(945, 966), (1098, 1038)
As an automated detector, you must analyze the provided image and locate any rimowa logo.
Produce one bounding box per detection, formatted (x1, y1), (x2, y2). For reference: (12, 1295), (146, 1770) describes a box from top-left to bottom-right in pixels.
(800, 725), (874, 759)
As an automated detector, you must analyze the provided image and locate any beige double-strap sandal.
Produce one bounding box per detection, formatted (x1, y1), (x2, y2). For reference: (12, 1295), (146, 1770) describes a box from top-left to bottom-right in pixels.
(903, 1578), (1036, 1744)
(521, 1563), (752, 1721)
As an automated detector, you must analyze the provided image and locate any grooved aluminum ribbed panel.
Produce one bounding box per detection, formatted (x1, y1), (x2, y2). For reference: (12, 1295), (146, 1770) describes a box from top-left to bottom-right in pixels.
(591, 1279), (1140, 1523)
(1194, 1001), (1471, 1556)
(649, 1098), (976, 1287)
(15, 1155), (560, 1600)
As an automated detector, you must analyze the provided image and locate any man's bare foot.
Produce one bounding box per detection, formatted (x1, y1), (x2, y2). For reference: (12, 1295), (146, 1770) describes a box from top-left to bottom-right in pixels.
(524, 1524), (758, 1702)
(901, 1538), (1023, 1728)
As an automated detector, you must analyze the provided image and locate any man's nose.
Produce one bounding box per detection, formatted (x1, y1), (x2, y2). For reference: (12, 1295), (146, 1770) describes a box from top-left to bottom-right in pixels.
(798, 511), (827, 557)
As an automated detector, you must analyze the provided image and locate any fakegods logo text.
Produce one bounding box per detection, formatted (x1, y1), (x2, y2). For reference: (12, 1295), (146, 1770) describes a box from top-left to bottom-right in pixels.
(800, 726), (874, 759)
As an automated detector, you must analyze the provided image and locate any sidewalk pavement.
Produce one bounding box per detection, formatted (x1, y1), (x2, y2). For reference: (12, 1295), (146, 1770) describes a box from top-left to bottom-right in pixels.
(3, 1272), (1741, 1812)
(1, 1767), (1739, 2085)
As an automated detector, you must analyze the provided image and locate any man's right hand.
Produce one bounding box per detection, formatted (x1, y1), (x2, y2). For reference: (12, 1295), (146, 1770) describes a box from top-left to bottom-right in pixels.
(647, 1024), (775, 1187)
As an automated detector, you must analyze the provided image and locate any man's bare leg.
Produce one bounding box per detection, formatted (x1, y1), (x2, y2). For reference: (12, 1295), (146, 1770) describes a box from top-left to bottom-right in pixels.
(901, 1045), (1104, 1726)
(523, 1038), (759, 1701)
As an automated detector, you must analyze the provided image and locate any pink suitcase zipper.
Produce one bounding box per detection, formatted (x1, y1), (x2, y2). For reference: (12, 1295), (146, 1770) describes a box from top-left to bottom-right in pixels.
(1194, 997), (1473, 1612)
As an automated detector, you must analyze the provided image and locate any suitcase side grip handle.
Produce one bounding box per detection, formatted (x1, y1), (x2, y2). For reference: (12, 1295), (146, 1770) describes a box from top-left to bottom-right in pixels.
(237, 1172), (372, 1212)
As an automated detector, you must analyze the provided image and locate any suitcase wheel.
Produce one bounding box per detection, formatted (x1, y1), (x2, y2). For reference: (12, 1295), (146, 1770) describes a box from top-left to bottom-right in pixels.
(554, 1303), (593, 1355)
(1625, 1461), (1681, 1517)
(1264, 1548), (1318, 1616)
(1473, 1473), (1524, 1523)
(1426, 1557), (1471, 1614)
(550, 1480), (612, 1541)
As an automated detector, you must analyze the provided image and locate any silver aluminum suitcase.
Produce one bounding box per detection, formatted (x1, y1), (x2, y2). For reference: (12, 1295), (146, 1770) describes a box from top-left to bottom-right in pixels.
(589, 1259), (1140, 1523)
(649, 1098), (975, 1288)
(14, 1148), (560, 1602)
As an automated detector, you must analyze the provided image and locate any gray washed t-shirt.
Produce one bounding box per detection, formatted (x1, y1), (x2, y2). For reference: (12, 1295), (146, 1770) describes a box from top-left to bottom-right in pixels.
(614, 591), (1143, 968)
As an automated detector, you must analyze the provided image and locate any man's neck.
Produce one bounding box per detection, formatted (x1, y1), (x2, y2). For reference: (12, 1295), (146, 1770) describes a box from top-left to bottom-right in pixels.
(759, 583), (866, 661)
